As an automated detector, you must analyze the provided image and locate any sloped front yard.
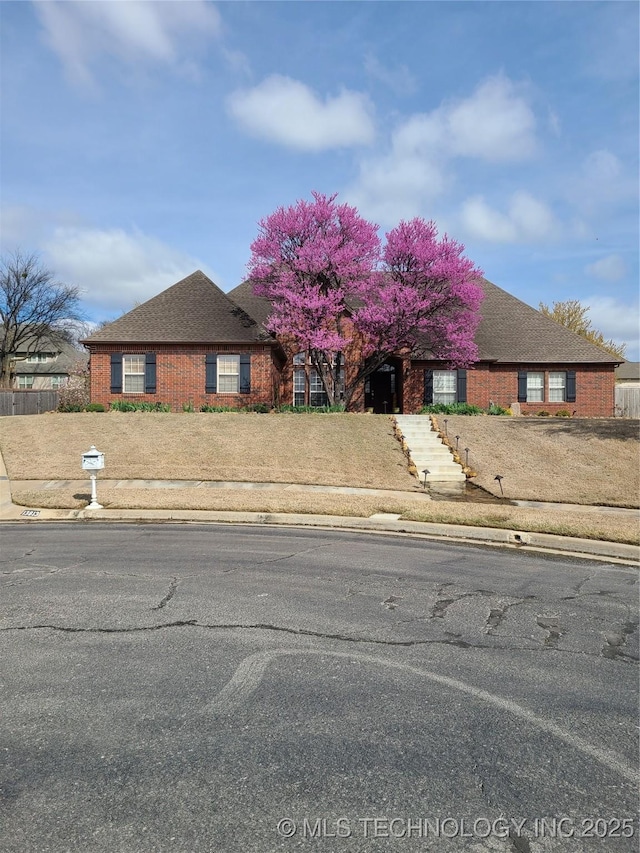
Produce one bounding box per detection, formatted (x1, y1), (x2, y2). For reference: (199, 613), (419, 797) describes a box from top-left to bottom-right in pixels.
(439, 416), (639, 508)
(1, 412), (638, 545)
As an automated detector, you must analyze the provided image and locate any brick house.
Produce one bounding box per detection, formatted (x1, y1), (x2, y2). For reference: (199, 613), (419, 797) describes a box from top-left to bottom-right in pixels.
(84, 270), (619, 416)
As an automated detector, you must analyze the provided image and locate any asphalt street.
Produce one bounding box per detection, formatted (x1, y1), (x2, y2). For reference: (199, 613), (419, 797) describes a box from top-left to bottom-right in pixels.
(1, 523), (638, 853)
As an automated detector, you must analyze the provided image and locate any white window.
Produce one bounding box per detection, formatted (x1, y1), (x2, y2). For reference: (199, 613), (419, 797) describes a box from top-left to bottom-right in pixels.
(526, 372), (544, 403)
(18, 375), (34, 389)
(548, 372), (566, 402)
(309, 369), (328, 407)
(26, 353), (51, 363)
(50, 375), (66, 390)
(123, 355), (145, 393)
(293, 364), (306, 407)
(217, 355), (240, 394)
(292, 352), (342, 407)
(433, 370), (457, 405)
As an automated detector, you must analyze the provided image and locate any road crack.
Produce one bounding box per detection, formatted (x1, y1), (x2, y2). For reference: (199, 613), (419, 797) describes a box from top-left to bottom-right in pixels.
(152, 577), (178, 610)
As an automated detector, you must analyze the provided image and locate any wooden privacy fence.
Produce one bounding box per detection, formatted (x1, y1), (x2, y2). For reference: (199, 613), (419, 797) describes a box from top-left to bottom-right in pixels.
(615, 387), (640, 418)
(0, 390), (60, 416)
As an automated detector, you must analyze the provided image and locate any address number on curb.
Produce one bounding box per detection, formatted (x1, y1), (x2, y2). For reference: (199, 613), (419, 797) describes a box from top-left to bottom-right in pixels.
(21, 510), (40, 517)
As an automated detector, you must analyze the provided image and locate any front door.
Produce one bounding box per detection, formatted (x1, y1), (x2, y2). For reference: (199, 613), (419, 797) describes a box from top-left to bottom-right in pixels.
(365, 366), (394, 414)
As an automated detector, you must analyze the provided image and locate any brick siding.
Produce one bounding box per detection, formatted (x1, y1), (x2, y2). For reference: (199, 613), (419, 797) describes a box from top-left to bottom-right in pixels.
(88, 344), (617, 417)
(405, 361), (616, 417)
(88, 344), (276, 411)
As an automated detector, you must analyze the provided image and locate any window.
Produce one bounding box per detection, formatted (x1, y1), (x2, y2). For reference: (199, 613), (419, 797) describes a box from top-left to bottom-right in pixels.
(217, 355), (240, 394)
(292, 352), (342, 407)
(526, 372), (544, 403)
(548, 372), (566, 402)
(18, 375), (34, 389)
(26, 353), (51, 363)
(433, 370), (457, 405)
(123, 355), (145, 393)
(50, 375), (66, 390)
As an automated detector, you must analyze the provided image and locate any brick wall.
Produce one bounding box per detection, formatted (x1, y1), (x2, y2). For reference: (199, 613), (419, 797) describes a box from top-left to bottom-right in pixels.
(88, 343), (277, 411)
(89, 343), (617, 417)
(404, 361), (616, 417)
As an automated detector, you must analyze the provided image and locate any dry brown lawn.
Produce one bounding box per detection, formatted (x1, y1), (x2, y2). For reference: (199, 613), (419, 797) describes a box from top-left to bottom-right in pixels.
(0, 412), (416, 490)
(438, 416), (639, 508)
(2, 412), (639, 544)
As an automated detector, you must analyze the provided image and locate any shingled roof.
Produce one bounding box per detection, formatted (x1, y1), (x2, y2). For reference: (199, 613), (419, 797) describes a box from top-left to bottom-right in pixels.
(413, 278), (619, 364)
(227, 279), (273, 329)
(83, 270), (271, 344)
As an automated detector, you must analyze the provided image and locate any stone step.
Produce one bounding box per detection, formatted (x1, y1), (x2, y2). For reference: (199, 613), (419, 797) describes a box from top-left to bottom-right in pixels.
(395, 416), (465, 483)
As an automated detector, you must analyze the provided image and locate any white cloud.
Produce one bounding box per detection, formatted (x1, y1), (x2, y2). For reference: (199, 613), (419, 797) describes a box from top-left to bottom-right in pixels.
(583, 295), (640, 358)
(569, 149), (634, 214)
(460, 192), (558, 243)
(585, 254), (627, 282)
(33, 0), (221, 86)
(364, 53), (417, 95)
(444, 75), (537, 161)
(346, 74), (538, 225)
(43, 226), (216, 315)
(227, 75), (375, 151)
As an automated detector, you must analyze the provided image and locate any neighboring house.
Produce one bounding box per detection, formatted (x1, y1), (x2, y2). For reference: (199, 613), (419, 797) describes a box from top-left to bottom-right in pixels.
(614, 362), (640, 418)
(10, 337), (86, 390)
(615, 362), (640, 388)
(83, 270), (620, 416)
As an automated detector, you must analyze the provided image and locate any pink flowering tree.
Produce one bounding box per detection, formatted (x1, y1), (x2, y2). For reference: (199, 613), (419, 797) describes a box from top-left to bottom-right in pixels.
(247, 192), (484, 408)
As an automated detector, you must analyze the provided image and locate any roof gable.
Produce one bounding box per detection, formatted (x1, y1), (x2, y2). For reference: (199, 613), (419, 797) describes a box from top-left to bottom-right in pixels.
(84, 270), (269, 344)
(473, 279), (619, 364)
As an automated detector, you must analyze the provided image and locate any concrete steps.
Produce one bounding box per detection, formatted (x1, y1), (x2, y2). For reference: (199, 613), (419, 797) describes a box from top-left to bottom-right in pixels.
(395, 415), (466, 483)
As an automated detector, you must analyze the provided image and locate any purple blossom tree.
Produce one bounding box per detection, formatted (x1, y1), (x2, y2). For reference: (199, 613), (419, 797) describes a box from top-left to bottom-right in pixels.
(248, 192), (484, 408)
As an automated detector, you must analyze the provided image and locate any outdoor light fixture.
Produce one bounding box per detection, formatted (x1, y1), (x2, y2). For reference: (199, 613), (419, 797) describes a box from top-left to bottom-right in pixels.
(443, 418), (448, 436)
(494, 474), (504, 496)
(455, 435), (460, 450)
(422, 469), (429, 489)
(465, 448), (470, 466)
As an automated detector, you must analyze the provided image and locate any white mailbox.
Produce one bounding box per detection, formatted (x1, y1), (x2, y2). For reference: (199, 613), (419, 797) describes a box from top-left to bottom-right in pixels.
(82, 445), (105, 509)
(82, 446), (105, 471)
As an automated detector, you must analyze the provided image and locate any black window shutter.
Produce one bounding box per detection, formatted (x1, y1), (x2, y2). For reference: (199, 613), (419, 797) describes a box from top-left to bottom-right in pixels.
(239, 354), (251, 394)
(110, 353), (122, 393)
(145, 353), (156, 394)
(205, 354), (217, 393)
(566, 370), (576, 403)
(456, 369), (467, 403)
(517, 370), (527, 403)
(423, 369), (433, 405)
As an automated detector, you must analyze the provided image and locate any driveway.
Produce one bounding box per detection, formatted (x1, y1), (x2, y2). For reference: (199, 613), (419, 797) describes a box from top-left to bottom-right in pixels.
(1, 524), (638, 852)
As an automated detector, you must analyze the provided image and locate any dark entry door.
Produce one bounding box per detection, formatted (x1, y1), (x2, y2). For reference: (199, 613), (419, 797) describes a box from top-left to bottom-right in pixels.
(365, 369), (393, 414)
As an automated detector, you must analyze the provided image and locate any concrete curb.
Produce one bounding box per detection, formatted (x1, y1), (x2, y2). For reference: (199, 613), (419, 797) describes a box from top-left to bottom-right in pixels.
(0, 451), (638, 566)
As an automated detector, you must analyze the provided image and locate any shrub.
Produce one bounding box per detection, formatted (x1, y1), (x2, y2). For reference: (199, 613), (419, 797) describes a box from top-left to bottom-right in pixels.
(555, 409), (572, 417)
(84, 403), (105, 412)
(419, 403), (484, 415)
(487, 403), (509, 415)
(537, 410), (551, 417)
(200, 404), (237, 413)
(243, 402), (270, 413)
(277, 403), (346, 413)
(110, 400), (171, 412)
(57, 400), (85, 413)
(182, 402), (195, 413)
(57, 359), (89, 412)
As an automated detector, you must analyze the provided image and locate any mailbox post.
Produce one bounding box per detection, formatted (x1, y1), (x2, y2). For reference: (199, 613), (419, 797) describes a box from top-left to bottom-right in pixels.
(81, 445), (105, 509)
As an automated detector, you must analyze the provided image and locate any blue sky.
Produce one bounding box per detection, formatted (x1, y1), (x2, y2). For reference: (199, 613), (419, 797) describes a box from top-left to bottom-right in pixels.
(1, 1), (638, 357)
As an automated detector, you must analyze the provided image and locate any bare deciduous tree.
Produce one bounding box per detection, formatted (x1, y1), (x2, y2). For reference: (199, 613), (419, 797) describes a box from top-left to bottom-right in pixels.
(0, 249), (83, 388)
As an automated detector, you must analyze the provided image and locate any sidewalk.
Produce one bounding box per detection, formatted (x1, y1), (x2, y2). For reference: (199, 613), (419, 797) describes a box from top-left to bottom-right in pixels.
(1, 457), (638, 566)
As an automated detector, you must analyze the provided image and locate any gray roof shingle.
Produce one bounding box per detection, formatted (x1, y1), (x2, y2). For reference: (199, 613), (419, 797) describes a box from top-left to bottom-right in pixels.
(413, 278), (619, 364)
(83, 270), (270, 344)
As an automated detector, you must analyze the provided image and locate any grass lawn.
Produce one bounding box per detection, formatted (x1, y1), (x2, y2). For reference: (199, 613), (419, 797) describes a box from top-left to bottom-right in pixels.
(2, 412), (638, 545)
